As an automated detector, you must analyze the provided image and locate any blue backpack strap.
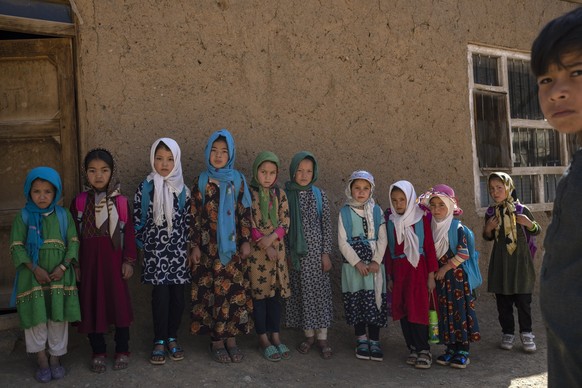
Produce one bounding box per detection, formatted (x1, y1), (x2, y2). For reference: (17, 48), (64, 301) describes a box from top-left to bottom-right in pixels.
(414, 219), (425, 255)
(372, 205), (383, 238)
(312, 186), (322, 217)
(340, 205), (353, 242)
(449, 219), (460, 253)
(178, 187), (186, 211)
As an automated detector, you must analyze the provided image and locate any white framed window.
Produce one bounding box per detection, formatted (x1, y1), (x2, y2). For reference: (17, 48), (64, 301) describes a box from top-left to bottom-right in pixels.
(468, 44), (576, 212)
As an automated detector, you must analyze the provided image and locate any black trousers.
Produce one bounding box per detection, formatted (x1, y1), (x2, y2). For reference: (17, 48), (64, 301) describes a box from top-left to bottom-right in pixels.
(152, 284), (185, 342)
(88, 327), (130, 355)
(354, 322), (381, 341)
(253, 295), (282, 335)
(400, 317), (429, 352)
(495, 293), (532, 334)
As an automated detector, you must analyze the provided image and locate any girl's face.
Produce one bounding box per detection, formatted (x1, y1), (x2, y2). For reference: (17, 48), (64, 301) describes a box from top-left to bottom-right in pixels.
(488, 177), (508, 203)
(87, 158), (112, 192)
(351, 179), (371, 203)
(391, 188), (407, 215)
(429, 196), (449, 221)
(256, 161), (278, 189)
(209, 139), (229, 169)
(154, 147), (175, 177)
(30, 179), (55, 209)
(294, 159), (314, 186)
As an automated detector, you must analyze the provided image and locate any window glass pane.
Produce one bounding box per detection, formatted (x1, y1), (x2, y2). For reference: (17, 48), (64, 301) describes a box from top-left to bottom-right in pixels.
(473, 54), (499, 86)
(513, 175), (535, 203)
(508, 59), (543, 120)
(0, 0), (72, 23)
(544, 174), (562, 202)
(512, 127), (562, 167)
(480, 176), (490, 207)
(475, 92), (511, 167)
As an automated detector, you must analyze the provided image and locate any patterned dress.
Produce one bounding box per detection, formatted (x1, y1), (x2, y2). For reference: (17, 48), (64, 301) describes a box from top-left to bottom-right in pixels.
(284, 189), (333, 330)
(436, 226), (480, 345)
(248, 187), (291, 300)
(134, 181), (192, 285)
(189, 176), (254, 338)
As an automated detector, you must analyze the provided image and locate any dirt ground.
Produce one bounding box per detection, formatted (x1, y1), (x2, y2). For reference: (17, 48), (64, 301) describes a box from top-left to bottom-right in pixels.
(0, 289), (547, 388)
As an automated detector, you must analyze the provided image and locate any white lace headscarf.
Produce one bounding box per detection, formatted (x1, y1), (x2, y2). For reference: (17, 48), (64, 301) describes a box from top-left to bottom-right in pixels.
(345, 170), (377, 241)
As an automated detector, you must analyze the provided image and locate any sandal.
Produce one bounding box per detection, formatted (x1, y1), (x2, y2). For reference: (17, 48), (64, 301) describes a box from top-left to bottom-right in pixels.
(296, 337), (314, 354)
(91, 354), (107, 373)
(209, 344), (231, 363)
(276, 343), (291, 360)
(450, 351), (470, 369)
(415, 350), (432, 369)
(36, 367), (52, 383)
(49, 356), (65, 380)
(167, 338), (184, 361)
(113, 353), (130, 370)
(317, 340), (333, 360)
(369, 340), (383, 362)
(406, 351), (418, 365)
(262, 345), (281, 362)
(150, 340), (166, 365)
(226, 346), (244, 363)
(355, 339), (370, 360)
(436, 348), (455, 366)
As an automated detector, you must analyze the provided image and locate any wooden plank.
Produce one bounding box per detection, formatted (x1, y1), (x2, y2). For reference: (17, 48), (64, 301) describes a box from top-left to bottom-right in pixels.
(0, 14), (75, 37)
(0, 119), (61, 139)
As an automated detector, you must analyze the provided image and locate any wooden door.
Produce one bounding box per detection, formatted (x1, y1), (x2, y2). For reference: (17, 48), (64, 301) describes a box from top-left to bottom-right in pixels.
(0, 38), (78, 310)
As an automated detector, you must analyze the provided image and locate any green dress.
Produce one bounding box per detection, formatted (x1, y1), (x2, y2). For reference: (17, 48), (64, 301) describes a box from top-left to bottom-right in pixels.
(10, 210), (81, 329)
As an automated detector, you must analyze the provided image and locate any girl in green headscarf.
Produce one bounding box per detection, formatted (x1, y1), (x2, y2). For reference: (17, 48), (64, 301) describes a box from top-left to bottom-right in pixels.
(284, 151), (334, 360)
(248, 151), (291, 361)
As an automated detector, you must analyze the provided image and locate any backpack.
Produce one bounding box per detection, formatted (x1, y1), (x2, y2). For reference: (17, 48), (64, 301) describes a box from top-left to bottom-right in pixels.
(340, 204), (383, 243)
(386, 216), (425, 259)
(75, 192), (130, 249)
(485, 203), (538, 260)
(449, 219), (482, 293)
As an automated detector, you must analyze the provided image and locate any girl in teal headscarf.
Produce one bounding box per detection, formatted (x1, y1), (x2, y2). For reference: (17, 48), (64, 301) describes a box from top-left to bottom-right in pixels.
(284, 151), (334, 360)
(10, 167), (80, 382)
(190, 129), (253, 364)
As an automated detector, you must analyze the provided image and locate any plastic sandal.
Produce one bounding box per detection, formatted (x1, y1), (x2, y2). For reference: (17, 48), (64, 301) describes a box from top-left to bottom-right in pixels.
(113, 353), (130, 370)
(317, 340), (333, 360)
(262, 345), (281, 362)
(436, 349), (456, 366)
(36, 367), (52, 383)
(355, 339), (370, 360)
(415, 350), (432, 369)
(406, 351), (418, 365)
(150, 340), (166, 365)
(91, 354), (107, 373)
(276, 343), (291, 360)
(167, 338), (184, 361)
(209, 344), (231, 363)
(296, 337), (314, 354)
(226, 346), (244, 363)
(369, 340), (383, 362)
(450, 351), (470, 369)
(50, 365), (66, 380)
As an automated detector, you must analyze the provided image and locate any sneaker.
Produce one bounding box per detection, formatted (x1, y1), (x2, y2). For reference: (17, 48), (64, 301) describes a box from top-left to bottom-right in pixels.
(369, 340), (383, 362)
(500, 334), (515, 350)
(520, 332), (537, 353)
(355, 339), (370, 360)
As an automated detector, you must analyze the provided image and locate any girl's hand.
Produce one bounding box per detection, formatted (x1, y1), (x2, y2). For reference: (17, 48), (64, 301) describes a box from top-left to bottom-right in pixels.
(368, 261), (380, 274)
(32, 266), (51, 284)
(484, 216), (499, 236)
(387, 279), (394, 292)
(516, 213), (534, 229)
(321, 253), (332, 272)
(189, 246), (201, 270)
(427, 275), (436, 292)
(355, 261), (369, 276)
(266, 246), (278, 260)
(258, 233), (277, 250)
(435, 263), (452, 281)
(49, 266), (64, 282)
(240, 242), (251, 259)
(122, 263), (133, 280)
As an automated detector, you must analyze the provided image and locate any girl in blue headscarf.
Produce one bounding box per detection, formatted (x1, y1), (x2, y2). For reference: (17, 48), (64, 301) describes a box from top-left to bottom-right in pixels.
(189, 129), (253, 363)
(10, 167), (80, 383)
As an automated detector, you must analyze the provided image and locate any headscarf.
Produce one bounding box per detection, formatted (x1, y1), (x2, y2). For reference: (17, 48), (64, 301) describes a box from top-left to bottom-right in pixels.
(419, 184), (462, 259)
(147, 138), (188, 232)
(285, 151), (318, 270)
(83, 148), (122, 248)
(23, 166), (63, 265)
(388, 180), (424, 268)
(489, 172), (518, 255)
(198, 129), (252, 265)
(345, 170), (383, 309)
(250, 151), (280, 226)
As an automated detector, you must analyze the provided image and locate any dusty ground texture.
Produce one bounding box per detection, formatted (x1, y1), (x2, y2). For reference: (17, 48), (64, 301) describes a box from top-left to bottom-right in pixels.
(0, 292), (547, 388)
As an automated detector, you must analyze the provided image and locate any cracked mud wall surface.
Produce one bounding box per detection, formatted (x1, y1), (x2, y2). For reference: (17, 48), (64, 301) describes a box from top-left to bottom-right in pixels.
(72, 0), (575, 309)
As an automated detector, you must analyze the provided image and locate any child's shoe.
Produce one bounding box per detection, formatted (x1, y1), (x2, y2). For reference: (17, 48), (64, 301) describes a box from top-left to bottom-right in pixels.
(520, 332), (537, 353)
(414, 350), (432, 369)
(406, 350), (418, 365)
(449, 351), (470, 369)
(436, 348), (455, 366)
(500, 334), (515, 350)
(369, 340), (383, 362)
(355, 339), (370, 360)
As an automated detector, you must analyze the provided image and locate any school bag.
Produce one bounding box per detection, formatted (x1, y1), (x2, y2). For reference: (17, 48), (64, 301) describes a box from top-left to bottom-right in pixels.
(74, 192), (130, 249)
(449, 219), (482, 293)
(386, 216), (425, 258)
(340, 204), (383, 243)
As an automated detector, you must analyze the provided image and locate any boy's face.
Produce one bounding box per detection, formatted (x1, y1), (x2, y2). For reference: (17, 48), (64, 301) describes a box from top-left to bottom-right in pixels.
(154, 148), (175, 177)
(30, 179), (55, 209)
(209, 139), (229, 169)
(429, 196), (448, 221)
(351, 179), (371, 203)
(390, 188), (407, 215)
(537, 51), (582, 134)
(86, 158), (112, 192)
(488, 177), (508, 204)
(256, 161), (278, 189)
(294, 159), (314, 186)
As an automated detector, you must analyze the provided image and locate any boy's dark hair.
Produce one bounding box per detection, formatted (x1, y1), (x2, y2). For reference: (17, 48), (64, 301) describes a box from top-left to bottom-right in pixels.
(84, 149), (114, 171)
(155, 140), (171, 153)
(531, 6), (582, 77)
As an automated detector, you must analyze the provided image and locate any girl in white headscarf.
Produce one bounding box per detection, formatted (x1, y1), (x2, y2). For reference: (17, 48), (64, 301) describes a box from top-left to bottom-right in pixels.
(384, 180), (438, 370)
